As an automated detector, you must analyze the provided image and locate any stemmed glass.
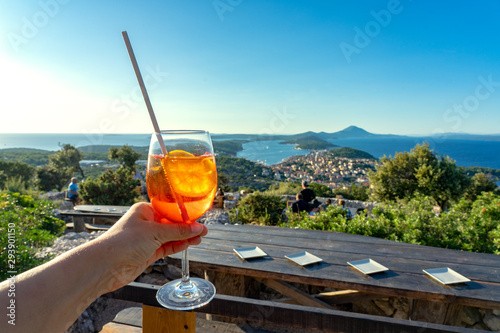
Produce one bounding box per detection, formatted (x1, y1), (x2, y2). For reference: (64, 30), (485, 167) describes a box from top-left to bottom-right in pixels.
(147, 130), (217, 310)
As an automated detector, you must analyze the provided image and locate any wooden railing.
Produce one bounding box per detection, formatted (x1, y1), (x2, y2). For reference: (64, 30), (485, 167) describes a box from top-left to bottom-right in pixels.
(104, 282), (484, 333)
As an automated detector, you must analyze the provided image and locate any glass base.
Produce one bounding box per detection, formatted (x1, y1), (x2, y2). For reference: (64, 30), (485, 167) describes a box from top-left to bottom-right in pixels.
(156, 278), (216, 310)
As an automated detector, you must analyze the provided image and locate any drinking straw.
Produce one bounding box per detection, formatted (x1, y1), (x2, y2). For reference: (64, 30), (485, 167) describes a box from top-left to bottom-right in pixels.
(122, 31), (190, 223)
(121, 31), (167, 156)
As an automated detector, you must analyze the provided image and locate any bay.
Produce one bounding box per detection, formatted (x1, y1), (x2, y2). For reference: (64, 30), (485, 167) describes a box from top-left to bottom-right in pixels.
(236, 140), (310, 165)
(328, 137), (500, 170)
(237, 137), (500, 170)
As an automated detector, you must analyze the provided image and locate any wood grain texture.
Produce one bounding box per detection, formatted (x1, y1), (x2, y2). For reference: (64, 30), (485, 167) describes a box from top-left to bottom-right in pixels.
(142, 305), (195, 333)
(168, 224), (500, 310)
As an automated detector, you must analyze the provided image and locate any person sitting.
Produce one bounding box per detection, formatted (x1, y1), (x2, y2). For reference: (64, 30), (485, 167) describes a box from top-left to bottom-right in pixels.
(320, 198), (332, 212)
(291, 193), (309, 214)
(309, 198), (321, 214)
(214, 188), (225, 208)
(67, 177), (82, 205)
(356, 208), (367, 217)
(338, 199), (353, 219)
(133, 170), (147, 195)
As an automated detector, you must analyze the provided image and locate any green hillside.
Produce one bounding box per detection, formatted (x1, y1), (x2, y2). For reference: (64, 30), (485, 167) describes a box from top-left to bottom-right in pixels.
(280, 135), (337, 150)
(0, 148), (51, 166)
(213, 140), (247, 156)
(216, 156), (274, 191)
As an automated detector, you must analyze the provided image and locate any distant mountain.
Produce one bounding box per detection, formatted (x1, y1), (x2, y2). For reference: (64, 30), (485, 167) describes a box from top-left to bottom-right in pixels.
(212, 126), (500, 143)
(212, 126), (405, 144)
(329, 125), (376, 138)
(292, 126), (403, 140)
(329, 126), (404, 139)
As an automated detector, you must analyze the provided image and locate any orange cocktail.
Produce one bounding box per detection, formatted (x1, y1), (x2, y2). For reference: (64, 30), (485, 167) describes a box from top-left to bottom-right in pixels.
(147, 130), (217, 310)
(147, 150), (217, 223)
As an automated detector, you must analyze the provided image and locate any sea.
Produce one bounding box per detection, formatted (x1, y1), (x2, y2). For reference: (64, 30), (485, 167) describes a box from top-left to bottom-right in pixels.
(1, 133), (500, 170)
(236, 136), (500, 171)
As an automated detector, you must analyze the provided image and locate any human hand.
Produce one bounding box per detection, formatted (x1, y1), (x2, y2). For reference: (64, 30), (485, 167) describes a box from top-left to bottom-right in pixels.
(96, 202), (208, 292)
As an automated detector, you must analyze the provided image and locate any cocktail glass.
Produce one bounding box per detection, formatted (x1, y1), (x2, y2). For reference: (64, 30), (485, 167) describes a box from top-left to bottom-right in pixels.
(147, 130), (217, 310)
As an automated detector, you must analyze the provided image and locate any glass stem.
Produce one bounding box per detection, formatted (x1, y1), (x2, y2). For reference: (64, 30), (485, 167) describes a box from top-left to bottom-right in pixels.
(181, 249), (191, 284)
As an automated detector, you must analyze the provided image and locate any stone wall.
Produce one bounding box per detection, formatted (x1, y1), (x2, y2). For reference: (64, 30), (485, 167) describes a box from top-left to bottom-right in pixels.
(224, 192), (377, 219)
(352, 296), (500, 331)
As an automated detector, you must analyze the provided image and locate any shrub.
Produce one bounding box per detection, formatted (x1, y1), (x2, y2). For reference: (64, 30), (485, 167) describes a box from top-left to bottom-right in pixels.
(35, 164), (72, 192)
(80, 168), (140, 205)
(265, 182), (301, 196)
(0, 161), (35, 189)
(235, 192), (286, 226)
(369, 143), (470, 209)
(443, 192), (500, 253)
(0, 192), (65, 281)
(332, 184), (370, 201)
(283, 193), (500, 254)
(108, 145), (142, 171)
(3, 176), (26, 193)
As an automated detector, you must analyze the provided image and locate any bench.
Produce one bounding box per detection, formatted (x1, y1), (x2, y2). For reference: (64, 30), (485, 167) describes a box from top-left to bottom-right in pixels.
(104, 282), (485, 333)
(100, 306), (247, 333)
(63, 191), (77, 206)
(59, 210), (123, 232)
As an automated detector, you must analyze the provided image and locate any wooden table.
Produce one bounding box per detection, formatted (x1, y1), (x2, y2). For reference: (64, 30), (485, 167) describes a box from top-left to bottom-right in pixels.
(60, 205), (130, 232)
(167, 224), (500, 326)
(74, 204), (131, 214)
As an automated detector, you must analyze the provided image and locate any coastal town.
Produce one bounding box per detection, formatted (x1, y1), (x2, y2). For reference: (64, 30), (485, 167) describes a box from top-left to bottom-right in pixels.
(268, 150), (377, 189)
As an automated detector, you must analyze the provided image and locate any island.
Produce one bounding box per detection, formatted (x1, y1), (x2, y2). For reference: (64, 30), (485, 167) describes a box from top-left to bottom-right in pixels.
(279, 134), (337, 150)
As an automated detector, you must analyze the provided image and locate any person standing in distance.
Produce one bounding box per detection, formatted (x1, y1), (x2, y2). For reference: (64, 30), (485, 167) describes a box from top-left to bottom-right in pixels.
(299, 180), (316, 203)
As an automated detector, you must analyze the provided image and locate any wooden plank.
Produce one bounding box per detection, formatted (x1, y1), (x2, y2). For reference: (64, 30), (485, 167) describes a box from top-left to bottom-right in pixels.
(196, 317), (247, 332)
(113, 306), (142, 327)
(106, 283), (489, 333)
(142, 304), (195, 333)
(317, 290), (386, 305)
(255, 278), (335, 309)
(100, 322), (141, 333)
(204, 271), (259, 298)
(59, 209), (124, 218)
(444, 304), (464, 327)
(65, 222), (110, 231)
(111, 306), (247, 333)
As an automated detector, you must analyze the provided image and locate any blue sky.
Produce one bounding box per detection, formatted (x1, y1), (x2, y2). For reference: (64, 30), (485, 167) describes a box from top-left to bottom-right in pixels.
(0, 0), (499, 135)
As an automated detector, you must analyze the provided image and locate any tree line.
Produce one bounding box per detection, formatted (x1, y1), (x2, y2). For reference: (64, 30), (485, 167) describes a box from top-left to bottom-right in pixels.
(1, 142), (498, 209)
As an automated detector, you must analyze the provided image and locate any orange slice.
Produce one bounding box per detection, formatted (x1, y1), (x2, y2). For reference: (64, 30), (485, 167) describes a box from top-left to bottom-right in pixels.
(161, 150), (217, 197)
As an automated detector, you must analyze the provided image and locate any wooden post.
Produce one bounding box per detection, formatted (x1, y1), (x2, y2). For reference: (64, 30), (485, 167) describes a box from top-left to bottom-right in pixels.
(142, 305), (195, 333)
(204, 270), (259, 324)
(410, 300), (463, 325)
(73, 216), (87, 233)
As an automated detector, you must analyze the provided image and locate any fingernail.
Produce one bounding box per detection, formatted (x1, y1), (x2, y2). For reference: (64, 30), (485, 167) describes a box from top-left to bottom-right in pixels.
(190, 223), (203, 234)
